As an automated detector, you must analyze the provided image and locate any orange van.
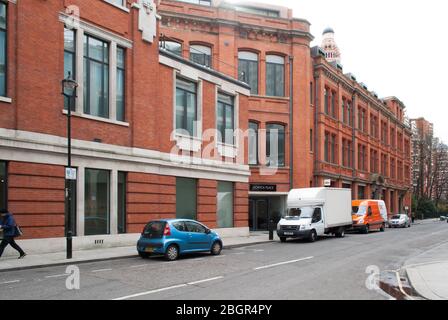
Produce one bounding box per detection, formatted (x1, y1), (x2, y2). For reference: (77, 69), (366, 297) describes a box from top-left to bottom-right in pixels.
(352, 200), (386, 234)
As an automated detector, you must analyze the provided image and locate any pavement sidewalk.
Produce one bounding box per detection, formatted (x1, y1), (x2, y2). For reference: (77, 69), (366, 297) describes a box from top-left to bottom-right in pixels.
(0, 232), (278, 273)
(403, 239), (448, 300)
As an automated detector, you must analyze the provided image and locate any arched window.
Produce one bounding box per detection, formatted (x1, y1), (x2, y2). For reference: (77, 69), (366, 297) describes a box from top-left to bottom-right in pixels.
(266, 123), (285, 167)
(190, 44), (212, 68)
(159, 40), (182, 57)
(266, 55), (285, 97)
(238, 51), (259, 95)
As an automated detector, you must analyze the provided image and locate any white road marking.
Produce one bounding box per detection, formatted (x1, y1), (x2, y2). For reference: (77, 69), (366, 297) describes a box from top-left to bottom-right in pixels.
(213, 255), (226, 258)
(187, 276), (224, 286)
(254, 249), (265, 252)
(128, 264), (148, 269)
(0, 280), (20, 285)
(112, 276), (224, 300)
(91, 268), (113, 273)
(113, 284), (188, 300)
(254, 256), (314, 271)
(45, 274), (67, 279)
(232, 252), (245, 255)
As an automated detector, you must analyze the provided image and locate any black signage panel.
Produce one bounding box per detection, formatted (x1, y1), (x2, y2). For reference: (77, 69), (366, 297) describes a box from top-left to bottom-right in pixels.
(250, 184), (277, 192)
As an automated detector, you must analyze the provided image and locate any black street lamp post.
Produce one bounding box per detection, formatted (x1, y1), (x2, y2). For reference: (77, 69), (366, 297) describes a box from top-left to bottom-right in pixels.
(62, 74), (78, 260)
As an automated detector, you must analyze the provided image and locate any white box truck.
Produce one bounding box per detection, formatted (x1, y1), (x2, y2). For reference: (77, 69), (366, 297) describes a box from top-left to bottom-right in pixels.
(277, 188), (353, 242)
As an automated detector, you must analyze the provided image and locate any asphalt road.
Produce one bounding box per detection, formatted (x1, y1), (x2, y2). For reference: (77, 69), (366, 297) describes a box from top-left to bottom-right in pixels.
(0, 220), (447, 300)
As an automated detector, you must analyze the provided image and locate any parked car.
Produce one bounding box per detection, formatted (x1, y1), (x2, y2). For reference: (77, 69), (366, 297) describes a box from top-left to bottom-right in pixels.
(389, 214), (411, 228)
(440, 216), (447, 221)
(277, 188), (353, 243)
(352, 200), (386, 234)
(137, 219), (223, 261)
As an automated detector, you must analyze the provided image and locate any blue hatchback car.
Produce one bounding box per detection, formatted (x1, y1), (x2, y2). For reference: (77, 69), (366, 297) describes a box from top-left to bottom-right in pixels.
(137, 219), (223, 261)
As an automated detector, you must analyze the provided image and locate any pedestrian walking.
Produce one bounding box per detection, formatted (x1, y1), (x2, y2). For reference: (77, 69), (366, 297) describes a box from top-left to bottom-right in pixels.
(0, 209), (26, 259)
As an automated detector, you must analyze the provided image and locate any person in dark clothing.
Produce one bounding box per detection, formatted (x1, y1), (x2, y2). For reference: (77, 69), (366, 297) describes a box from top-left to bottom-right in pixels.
(0, 209), (26, 259)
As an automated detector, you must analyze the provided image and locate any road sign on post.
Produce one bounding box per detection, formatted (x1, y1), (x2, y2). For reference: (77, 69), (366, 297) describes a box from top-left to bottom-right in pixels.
(65, 167), (77, 181)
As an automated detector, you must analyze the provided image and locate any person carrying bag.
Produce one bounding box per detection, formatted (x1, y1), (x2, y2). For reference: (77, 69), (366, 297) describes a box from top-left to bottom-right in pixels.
(0, 209), (26, 259)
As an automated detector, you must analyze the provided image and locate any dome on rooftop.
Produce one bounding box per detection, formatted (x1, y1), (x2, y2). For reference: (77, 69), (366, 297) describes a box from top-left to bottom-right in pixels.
(323, 27), (335, 35)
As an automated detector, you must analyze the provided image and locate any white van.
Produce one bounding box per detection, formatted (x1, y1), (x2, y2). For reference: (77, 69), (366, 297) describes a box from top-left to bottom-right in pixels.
(277, 188), (353, 243)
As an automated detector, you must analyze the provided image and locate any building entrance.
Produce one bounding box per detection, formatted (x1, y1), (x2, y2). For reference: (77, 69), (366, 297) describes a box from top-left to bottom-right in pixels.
(249, 196), (286, 231)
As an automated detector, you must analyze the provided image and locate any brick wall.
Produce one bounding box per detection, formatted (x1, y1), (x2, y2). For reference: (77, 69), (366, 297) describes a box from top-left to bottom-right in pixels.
(7, 162), (65, 239)
(126, 172), (176, 234)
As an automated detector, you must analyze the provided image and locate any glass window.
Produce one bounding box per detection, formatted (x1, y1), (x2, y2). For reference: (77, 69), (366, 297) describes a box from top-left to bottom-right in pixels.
(118, 172), (126, 234)
(184, 221), (207, 233)
(217, 182), (234, 229)
(249, 121), (259, 165)
(0, 3), (6, 97)
(116, 47), (126, 121)
(324, 89), (329, 114)
(190, 45), (212, 68)
(0, 161), (6, 211)
(83, 35), (109, 118)
(85, 169), (110, 236)
(176, 178), (197, 220)
(176, 77), (197, 136)
(176, 0), (212, 6)
(160, 40), (182, 56)
(266, 124), (285, 167)
(172, 221), (187, 232)
(266, 55), (284, 97)
(217, 93), (234, 145)
(238, 51), (258, 95)
(108, 0), (126, 7)
(64, 28), (76, 111)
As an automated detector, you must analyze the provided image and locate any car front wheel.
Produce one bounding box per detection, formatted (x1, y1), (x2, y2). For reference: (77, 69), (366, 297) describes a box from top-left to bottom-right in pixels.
(211, 241), (222, 256)
(165, 244), (179, 261)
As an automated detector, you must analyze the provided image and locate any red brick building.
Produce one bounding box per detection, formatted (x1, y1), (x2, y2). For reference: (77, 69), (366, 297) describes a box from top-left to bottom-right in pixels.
(158, 0), (315, 230)
(312, 47), (412, 216)
(0, 0), (413, 253)
(0, 0), (251, 254)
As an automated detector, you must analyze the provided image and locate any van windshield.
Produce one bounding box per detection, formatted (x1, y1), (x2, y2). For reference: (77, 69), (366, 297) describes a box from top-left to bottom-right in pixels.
(287, 207), (314, 219)
(353, 205), (367, 216)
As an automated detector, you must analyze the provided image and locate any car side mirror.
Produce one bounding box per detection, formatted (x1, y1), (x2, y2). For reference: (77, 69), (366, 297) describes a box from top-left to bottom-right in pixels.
(205, 229), (211, 234)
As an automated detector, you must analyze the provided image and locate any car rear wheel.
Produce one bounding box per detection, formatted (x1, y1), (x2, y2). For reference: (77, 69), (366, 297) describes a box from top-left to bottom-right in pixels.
(211, 241), (222, 256)
(165, 244), (179, 261)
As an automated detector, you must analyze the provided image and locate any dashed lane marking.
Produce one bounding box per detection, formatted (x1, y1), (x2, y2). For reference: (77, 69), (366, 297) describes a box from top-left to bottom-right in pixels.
(254, 257), (314, 271)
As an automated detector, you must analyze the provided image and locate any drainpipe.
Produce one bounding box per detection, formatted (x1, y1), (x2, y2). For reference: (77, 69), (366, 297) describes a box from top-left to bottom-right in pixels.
(314, 72), (319, 187)
(289, 56), (294, 190)
(352, 90), (357, 192)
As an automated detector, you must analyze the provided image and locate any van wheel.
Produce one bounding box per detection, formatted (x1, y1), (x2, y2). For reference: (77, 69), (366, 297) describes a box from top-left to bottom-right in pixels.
(335, 229), (345, 238)
(165, 244), (179, 261)
(211, 241), (222, 256)
(309, 230), (317, 243)
(380, 224), (385, 232)
(280, 237), (287, 243)
(362, 225), (369, 234)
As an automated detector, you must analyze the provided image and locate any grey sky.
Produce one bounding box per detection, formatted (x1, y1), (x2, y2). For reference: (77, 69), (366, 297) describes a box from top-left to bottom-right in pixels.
(242, 0), (447, 141)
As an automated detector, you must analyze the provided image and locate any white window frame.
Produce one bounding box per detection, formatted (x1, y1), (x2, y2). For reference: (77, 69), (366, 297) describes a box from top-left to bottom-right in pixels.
(215, 87), (239, 158)
(59, 14), (132, 125)
(172, 71), (203, 153)
(103, 0), (130, 13)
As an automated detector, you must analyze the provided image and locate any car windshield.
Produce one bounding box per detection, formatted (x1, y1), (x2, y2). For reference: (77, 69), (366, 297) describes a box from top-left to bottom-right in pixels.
(287, 207), (314, 219)
(353, 205), (367, 216)
(391, 215), (401, 220)
(142, 221), (166, 239)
